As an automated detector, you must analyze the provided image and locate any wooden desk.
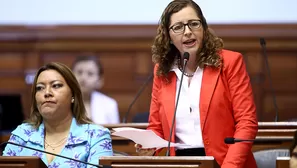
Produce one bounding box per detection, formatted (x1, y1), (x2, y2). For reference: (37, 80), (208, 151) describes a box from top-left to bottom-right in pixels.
(104, 123), (147, 130)
(0, 156), (47, 168)
(105, 122), (297, 130)
(1, 122), (297, 156)
(0, 134), (291, 156)
(107, 123), (297, 154)
(252, 136), (293, 152)
(258, 122), (297, 137)
(105, 122), (297, 136)
(276, 157), (290, 168)
(100, 156), (220, 168)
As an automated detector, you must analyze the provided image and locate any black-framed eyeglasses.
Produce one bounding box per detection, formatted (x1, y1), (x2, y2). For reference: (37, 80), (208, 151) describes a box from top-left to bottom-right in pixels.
(169, 20), (202, 34)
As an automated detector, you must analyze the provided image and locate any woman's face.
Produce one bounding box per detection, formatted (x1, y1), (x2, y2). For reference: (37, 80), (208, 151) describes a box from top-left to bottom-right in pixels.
(35, 69), (73, 120)
(169, 6), (204, 57)
(73, 60), (100, 95)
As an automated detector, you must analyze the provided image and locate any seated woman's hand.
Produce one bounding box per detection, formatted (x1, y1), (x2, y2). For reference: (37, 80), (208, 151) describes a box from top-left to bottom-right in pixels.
(134, 144), (156, 156)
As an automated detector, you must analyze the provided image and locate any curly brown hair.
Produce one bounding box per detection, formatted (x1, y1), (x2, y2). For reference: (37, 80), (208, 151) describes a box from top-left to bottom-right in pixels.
(26, 62), (92, 128)
(152, 0), (224, 78)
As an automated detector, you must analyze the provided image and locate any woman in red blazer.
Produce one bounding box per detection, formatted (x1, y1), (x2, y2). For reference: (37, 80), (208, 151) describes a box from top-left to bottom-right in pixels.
(136, 0), (258, 168)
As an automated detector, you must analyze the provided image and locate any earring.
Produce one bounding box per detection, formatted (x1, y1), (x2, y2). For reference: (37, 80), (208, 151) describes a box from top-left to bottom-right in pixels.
(71, 97), (74, 103)
(170, 41), (173, 44)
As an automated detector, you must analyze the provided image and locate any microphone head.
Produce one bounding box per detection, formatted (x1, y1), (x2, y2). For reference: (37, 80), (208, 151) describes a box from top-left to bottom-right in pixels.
(260, 38), (266, 46)
(224, 137), (235, 144)
(183, 52), (190, 60)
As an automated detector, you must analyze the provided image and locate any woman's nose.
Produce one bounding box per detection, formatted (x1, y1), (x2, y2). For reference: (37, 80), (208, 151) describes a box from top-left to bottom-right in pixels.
(44, 87), (53, 98)
(184, 26), (192, 37)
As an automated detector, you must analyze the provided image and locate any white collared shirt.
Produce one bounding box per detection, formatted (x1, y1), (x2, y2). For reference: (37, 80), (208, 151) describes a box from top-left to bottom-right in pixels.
(90, 91), (120, 124)
(171, 64), (204, 149)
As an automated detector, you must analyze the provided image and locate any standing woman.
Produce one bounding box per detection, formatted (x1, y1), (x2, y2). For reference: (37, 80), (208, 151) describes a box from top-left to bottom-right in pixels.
(135, 0), (258, 168)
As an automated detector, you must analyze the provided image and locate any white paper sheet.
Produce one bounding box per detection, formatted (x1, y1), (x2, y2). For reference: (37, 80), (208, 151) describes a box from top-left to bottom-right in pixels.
(112, 127), (192, 149)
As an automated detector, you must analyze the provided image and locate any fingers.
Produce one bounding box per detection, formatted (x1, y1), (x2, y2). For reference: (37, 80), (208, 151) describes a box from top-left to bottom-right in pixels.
(134, 144), (142, 148)
(134, 144), (156, 156)
(135, 144), (142, 153)
(138, 150), (153, 156)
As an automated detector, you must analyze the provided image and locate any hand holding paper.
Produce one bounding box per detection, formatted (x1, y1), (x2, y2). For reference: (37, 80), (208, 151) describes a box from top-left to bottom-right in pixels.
(112, 127), (191, 149)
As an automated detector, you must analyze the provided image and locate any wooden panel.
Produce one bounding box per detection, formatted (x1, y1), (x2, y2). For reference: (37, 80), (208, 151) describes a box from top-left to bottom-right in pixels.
(41, 53), (76, 66)
(0, 77), (26, 90)
(134, 53), (153, 75)
(244, 52), (263, 75)
(109, 93), (135, 120)
(99, 156), (220, 168)
(0, 53), (24, 71)
(264, 53), (297, 92)
(1, 123), (297, 156)
(263, 95), (297, 121)
(99, 53), (136, 91)
(276, 157), (290, 168)
(0, 24), (296, 122)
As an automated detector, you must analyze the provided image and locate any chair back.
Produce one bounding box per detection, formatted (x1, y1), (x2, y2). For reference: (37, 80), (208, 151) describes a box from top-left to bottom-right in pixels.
(253, 149), (290, 168)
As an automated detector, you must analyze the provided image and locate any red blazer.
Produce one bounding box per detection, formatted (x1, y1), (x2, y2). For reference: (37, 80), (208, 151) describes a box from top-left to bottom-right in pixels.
(147, 50), (258, 168)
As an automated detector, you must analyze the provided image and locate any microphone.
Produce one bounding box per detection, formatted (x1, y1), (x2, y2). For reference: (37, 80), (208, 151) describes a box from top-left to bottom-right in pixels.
(260, 38), (279, 122)
(224, 137), (292, 144)
(165, 52), (190, 156)
(122, 72), (154, 123)
(0, 141), (111, 168)
(224, 137), (254, 144)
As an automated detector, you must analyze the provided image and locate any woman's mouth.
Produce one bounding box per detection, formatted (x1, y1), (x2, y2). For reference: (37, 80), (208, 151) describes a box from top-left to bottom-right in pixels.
(42, 101), (56, 105)
(183, 39), (197, 47)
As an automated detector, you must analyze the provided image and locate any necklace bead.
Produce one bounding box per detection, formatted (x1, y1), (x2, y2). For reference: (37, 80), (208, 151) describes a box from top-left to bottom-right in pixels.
(178, 67), (194, 77)
(44, 136), (67, 151)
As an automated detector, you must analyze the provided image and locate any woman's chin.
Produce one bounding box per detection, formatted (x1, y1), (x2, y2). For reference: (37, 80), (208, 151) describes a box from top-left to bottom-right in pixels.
(40, 111), (56, 119)
(183, 48), (198, 56)
(183, 43), (199, 50)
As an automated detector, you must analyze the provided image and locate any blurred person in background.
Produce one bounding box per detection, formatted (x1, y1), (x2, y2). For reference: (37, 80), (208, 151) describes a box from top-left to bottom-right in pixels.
(72, 55), (120, 124)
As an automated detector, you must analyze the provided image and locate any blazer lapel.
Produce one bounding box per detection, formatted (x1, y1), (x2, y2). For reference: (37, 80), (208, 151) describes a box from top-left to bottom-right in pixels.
(162, 72), (177, 141)
(200, 66), (221, 131)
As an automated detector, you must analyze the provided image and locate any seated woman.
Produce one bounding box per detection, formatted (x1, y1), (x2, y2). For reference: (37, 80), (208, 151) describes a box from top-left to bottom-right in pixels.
(72, 56), (120, 124)
(2, 62), (113, 167)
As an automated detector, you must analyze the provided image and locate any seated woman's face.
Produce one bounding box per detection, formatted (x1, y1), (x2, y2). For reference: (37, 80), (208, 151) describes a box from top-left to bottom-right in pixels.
(73, 60), (100, 95)
(290, 146), (297, 168)
(35, 69), (73, 120)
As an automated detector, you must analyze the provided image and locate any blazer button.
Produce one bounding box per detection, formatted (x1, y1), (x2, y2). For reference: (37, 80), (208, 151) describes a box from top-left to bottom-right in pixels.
(205, 140), (210, 145)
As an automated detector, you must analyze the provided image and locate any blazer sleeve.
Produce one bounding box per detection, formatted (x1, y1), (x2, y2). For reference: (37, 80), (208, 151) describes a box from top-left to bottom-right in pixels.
(221, 53), (258, 168)
(147, 65), (164, 139)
